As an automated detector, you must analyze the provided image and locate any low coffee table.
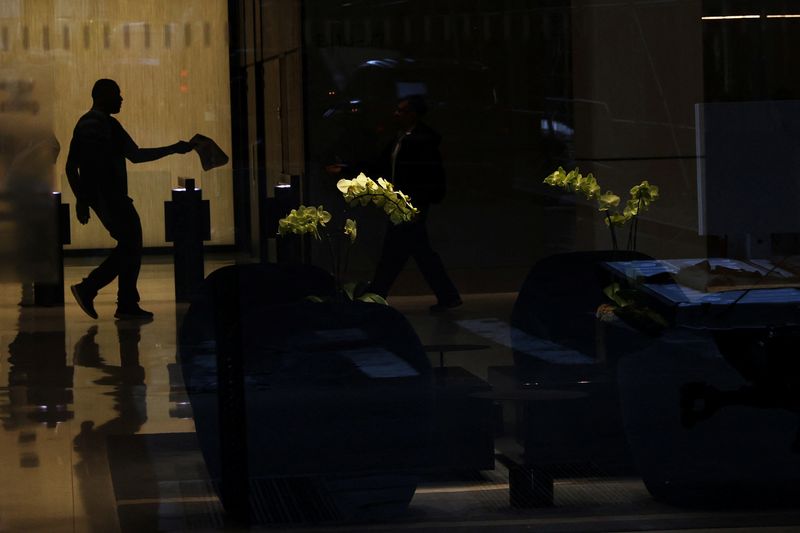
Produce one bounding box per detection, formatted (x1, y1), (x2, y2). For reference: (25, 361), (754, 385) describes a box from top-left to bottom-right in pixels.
(422, 343), (491, 368)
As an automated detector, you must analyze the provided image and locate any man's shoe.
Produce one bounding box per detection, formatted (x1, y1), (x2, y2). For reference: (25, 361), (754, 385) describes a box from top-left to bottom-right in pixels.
(429, 298), (463, 313)
(114, 305), (154, 321)
(71, 284), (98, 319)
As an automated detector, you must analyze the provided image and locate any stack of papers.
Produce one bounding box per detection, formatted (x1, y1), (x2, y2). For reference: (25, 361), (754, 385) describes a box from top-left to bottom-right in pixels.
(191, 134), (229, 171)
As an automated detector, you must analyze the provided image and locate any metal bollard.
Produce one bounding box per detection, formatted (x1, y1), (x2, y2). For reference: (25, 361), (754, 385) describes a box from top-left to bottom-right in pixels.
(266, 176), (303, 264)
(164, 178), (211, 302)
(33, 192), (70, 306)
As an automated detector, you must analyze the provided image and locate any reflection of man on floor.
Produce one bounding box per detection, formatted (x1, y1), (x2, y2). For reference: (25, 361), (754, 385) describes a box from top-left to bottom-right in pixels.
(66, 78), (194, 320)
(72, 322), (150, 531)
(370, 95), (461, 312)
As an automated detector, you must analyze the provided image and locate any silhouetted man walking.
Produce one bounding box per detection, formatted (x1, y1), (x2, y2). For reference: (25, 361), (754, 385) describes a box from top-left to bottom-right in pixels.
(66, 78), (193, 320)
(371, 95), (461, 312)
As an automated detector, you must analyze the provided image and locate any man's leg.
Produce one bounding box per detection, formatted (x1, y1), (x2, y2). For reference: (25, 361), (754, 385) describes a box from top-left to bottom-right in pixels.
(371, 223), (414, 298)
(73, 202), (126, 319)
(410, 218), (460, 306)
(82, 199), (141, 300)
(81, 246), (122, 297)
(110, 201), (143, 307)
(74, 198), (143, 318)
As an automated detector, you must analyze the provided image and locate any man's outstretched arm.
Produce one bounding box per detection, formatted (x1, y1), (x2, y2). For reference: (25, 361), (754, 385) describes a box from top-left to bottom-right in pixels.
(125, 140), (193, 163)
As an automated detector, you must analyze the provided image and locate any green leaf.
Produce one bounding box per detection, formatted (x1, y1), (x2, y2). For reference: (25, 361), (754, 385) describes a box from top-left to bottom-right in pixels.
(357, 292), (389, 305)
(604, 283), (639, 307)
(603, 283), (626, 307)
(342, 281), (358, 300)
(615, 288), (641, 305)
(305, 295), (325, 303)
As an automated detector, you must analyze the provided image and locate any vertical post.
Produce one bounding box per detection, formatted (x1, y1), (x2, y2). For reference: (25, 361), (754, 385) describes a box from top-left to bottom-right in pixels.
(290, 174), (313, 264)
(274, 181), (301, 264)
(34, 192), (69, 306)
(267, 179), (303, 264)
(165, 178), (210, 302)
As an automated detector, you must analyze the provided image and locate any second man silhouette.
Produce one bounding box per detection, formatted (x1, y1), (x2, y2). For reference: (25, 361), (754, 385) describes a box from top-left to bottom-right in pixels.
(370, 95), (461, 312)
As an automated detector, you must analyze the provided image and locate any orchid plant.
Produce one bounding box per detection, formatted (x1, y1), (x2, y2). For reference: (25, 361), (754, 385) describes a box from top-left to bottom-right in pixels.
(544, 167), (659, 251)
(278, 172), (418, 304)
(597, 282), (668, 336)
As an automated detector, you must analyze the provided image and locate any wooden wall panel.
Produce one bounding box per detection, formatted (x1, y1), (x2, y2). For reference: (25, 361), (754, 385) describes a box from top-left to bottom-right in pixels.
(243, 0), (255, 66)
(264, 58), (282, 190)
(245, 63), (260, 251)
(0, 0), (234, 248)
(285, 49), (304, 176)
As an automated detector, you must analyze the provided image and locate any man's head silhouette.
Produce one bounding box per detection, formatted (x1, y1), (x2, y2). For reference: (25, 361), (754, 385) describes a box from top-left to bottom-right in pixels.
(394, 94), (427, 130)
(91, 79), (123, 114)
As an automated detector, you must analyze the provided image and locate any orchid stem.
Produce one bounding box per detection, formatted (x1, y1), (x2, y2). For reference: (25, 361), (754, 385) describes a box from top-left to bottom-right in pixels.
(322, 228), (339, 290)
(606, 213), (619, 251)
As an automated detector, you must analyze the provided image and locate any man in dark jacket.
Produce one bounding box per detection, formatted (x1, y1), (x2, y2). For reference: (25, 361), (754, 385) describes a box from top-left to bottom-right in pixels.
(370, 95), (461, 312)
(66, 78), (194, 320)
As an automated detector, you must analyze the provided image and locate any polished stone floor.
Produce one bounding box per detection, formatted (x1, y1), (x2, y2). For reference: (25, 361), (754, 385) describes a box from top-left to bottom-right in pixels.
(1, 256), (799, 532)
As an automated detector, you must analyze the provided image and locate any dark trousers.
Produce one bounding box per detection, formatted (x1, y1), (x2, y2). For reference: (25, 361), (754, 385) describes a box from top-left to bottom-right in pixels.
(82, 196), (142, 305)
(371, 207), (460, 302)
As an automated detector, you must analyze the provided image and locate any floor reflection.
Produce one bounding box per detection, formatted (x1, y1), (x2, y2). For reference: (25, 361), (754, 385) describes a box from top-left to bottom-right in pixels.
(72, 319), (150, 533)
(2, 306), (72, 473)
(5, 257), (800, 530)
(73, 321), (148, 435)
